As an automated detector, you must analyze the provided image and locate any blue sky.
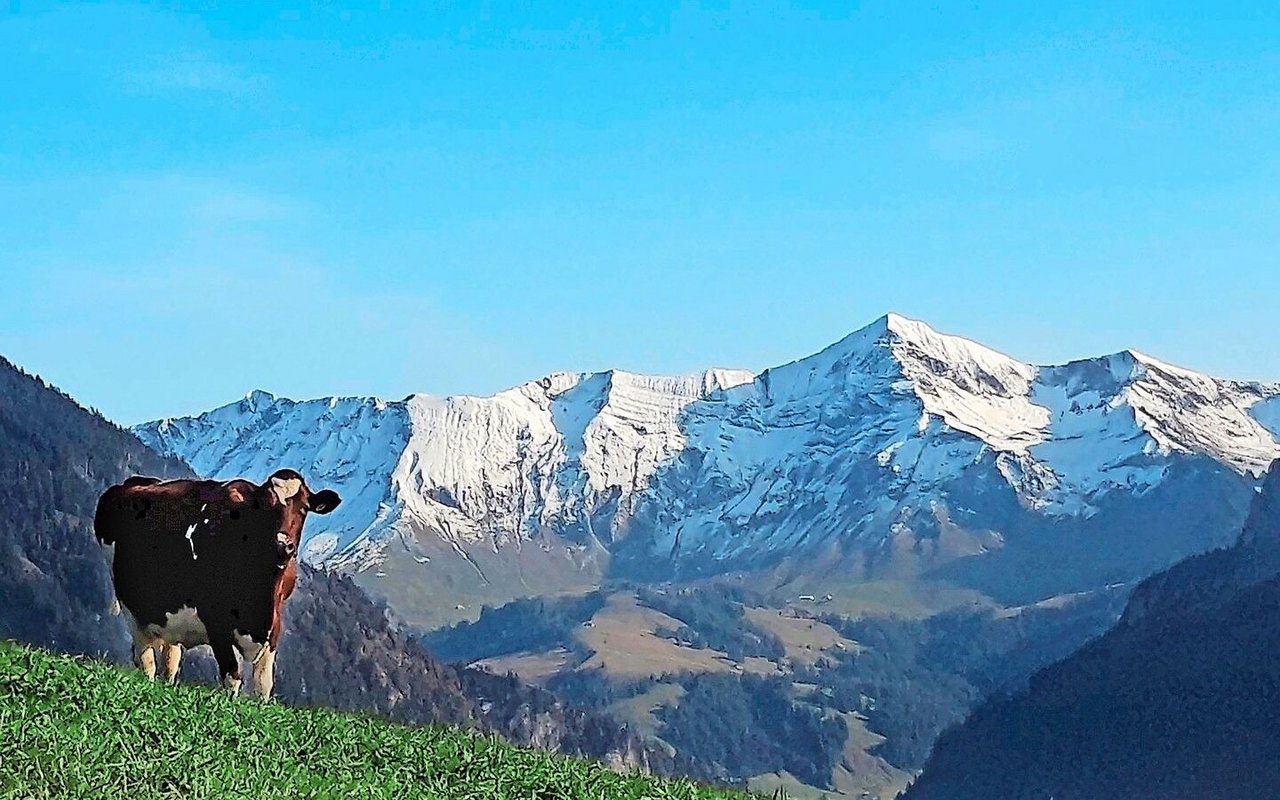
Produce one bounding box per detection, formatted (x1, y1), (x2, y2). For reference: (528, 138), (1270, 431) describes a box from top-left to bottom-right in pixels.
(3, 1), (1279, 425)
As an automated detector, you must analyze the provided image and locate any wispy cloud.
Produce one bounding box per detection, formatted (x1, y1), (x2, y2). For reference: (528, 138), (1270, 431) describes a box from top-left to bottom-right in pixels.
(120, 51), (266, 96)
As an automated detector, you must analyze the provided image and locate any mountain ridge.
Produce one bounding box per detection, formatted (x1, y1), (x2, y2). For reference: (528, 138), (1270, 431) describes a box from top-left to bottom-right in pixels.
(133, 314), (1280, 625)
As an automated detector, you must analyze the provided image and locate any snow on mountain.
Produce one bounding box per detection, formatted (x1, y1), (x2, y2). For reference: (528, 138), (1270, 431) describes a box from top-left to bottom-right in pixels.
(1027, 350), (1280, 512)
(137, 391), (410, 564)
(133, 314), (1280, 583)
(134, 368), (755, 569)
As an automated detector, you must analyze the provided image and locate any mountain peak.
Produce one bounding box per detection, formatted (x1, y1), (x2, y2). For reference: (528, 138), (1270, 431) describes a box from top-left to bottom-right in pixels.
(838, 311), (937, 346)
(830, 313), (1032, 376)
(880, 310), (935, 338)
(134, 315), (1280, 580)
(241, 389), (277, 410)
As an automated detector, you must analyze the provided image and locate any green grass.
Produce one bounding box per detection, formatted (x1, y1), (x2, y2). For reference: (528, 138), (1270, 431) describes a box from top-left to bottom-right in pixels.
(0, 640), (750, 800)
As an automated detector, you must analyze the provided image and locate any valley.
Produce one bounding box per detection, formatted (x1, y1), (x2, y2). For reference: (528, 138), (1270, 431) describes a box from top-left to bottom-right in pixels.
(422, 579), (1128, 797)
(5, 311), (1279, 797)
(128, 312), (1280, 796)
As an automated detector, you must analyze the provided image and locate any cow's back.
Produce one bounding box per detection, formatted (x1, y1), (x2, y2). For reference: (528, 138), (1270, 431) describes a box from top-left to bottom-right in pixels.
(94, 479), (284, 644)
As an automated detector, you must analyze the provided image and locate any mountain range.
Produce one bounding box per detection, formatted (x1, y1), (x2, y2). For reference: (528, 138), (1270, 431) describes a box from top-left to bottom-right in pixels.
(9, 312), (1280, 799)
(135, 313), (1280, 627)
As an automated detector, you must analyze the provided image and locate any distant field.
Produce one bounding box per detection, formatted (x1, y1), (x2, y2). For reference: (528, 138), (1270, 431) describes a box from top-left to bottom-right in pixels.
(777, 579), (996, 620)
(575, 593), (736, 679)
(472, 646), (575, 683)
(0, 640), (749, 800)
(742, 607), (859, 667)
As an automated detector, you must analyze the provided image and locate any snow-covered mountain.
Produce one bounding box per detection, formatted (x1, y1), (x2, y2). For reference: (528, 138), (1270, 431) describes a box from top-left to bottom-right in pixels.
(134, 314), (1280, 621)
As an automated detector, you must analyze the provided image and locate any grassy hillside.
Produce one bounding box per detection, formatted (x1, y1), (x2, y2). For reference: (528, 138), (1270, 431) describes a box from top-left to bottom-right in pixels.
(0, 640), (747, 800)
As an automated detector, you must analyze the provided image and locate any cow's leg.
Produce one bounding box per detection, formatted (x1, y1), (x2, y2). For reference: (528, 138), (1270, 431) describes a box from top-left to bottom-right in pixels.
(251, 646), (277, 700)
(134, 643), (158, 681)
(161, 643), (183, 684)
(128, 619), (159, 681)
(211, 638), (242, 696)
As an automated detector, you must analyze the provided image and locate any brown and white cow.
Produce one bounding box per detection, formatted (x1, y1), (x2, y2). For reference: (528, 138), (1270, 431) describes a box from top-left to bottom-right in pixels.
(93, 469), (340, 697)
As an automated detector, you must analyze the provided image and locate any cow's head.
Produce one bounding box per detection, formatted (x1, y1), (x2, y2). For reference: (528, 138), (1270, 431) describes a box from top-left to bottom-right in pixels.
(262, 468), (341, 565)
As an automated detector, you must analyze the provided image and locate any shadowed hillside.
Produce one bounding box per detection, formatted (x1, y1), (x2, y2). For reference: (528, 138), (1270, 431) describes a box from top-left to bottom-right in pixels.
(0, 355), (192, 659)
(904, 463), (1280, 800)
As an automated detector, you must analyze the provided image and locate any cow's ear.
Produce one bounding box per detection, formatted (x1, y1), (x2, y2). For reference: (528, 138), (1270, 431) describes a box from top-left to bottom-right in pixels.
(308, 489), (341, 514)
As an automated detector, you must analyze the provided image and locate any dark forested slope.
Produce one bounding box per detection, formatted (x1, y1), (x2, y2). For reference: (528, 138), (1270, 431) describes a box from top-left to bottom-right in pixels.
(0, 356), (192, 658)
(905, 463), (1280, 800)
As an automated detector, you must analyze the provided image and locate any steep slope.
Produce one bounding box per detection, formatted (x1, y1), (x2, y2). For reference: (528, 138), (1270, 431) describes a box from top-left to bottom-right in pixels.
(134, 314), (1280, 622)
(0, 356), (193, 658)
(904, 462), (1280, 800)
(0, 356), (675, 775)
(0, 640), (739, 800)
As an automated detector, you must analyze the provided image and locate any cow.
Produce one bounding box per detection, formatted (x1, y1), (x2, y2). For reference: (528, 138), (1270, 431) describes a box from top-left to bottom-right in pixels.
(93, 469), (340, 698)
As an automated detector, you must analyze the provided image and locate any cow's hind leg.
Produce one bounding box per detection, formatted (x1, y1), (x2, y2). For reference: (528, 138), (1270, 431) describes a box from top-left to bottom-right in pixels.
(161, 644), (183, 684)
(211, 639), (242, 696)
(134, 643), (158, 681)
(251, 646), (277, 700)
(128, 620), (160, 681)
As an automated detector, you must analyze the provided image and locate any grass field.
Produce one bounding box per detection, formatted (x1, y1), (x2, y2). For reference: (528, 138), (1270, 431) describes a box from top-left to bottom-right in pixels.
(0, 640), (750, 800)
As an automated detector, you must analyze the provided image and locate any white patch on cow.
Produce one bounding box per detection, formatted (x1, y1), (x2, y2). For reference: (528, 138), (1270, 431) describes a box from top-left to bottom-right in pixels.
(271, 476), (302, 504)
(149, 605), (210, 648)
(235, 631), (267, 665)
(181, 504), (211, 559)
